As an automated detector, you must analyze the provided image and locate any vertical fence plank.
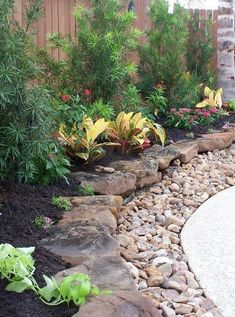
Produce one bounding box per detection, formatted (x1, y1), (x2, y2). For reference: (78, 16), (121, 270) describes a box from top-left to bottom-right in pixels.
(14, 0), (23, 26)
(51, 0), (59, 59)
(69, 0), (76, 38)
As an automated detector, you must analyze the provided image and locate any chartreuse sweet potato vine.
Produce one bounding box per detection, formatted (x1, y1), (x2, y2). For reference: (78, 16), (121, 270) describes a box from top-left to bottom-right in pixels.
(0, 243), (107, 306)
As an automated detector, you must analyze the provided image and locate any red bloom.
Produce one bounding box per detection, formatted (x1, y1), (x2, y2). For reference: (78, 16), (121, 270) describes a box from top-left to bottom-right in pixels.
(84, 89), (91, 96)
(210, 107), (218, 113)
(203, 112), (211, 118)
(60, 94), (70, 102)
(180, 108), (190, 113)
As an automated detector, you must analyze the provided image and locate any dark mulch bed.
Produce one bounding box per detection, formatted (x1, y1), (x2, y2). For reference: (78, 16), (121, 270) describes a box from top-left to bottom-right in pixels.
(0, 178), (81, 317)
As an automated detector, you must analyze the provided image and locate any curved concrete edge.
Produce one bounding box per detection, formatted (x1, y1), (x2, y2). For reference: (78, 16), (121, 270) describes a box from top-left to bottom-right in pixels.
(181, 186), (235, 317)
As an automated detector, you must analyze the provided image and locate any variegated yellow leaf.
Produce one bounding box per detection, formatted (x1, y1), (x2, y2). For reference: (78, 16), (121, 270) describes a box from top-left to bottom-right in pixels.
(215, 91), (222, 108)
(86, 118), (109, 143)
(204, 86), (211, 97)
(196, 100), (210, 108)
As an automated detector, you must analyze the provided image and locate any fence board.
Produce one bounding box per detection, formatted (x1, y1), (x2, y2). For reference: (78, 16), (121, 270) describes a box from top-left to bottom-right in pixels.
(14, 1), (218, 63)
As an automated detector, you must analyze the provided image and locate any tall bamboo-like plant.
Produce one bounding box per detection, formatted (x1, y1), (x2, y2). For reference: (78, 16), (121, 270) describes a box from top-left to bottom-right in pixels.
(138, 0), (189, 98)
(38, 0), (140, 104)
(0, 0), (69, 183)
(187, 11), (216, 86)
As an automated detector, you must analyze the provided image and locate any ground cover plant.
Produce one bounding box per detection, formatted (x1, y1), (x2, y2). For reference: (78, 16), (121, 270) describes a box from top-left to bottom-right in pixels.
(0, 243), (103, 306)
(0, 0), (70, 184)
(51, 197), (72, 211)
(77, 183), (94, 196)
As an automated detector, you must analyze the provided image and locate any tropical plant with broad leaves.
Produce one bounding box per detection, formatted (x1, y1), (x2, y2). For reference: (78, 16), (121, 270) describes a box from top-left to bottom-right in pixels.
(59, 116), (118, 163)
(106, 112), (166, 155)
(196, 87), (223, 108)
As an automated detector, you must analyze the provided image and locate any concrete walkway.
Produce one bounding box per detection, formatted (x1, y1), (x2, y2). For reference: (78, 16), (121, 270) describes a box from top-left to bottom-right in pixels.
(181, 186), (235, 317)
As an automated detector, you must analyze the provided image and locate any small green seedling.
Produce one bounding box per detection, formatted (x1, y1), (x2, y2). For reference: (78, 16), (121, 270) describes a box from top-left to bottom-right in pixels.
(207, 128), (215, 134)
(77, 183), (94, 196)
(33, 216), (54, 229)
(51, 196), (72, 211)
(185, 132), (194, 139)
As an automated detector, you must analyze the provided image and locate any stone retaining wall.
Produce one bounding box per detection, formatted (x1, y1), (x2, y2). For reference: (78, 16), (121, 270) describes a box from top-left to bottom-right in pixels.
(40, 129), (235, 317)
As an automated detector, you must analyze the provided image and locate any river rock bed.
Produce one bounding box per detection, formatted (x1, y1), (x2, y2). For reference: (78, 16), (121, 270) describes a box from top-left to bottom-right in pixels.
(117, 145), (235, 317)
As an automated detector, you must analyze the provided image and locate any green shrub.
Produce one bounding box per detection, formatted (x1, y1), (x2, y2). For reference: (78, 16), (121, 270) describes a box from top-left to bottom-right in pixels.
(187, 10), (216, 85)
(171, 72), (201, 109)
(146, 88), (168, 116)
(138, 0), (189, 99)
(38, 0), (140, 105)
(0, 0), (70, 183)
(87, 99), (115, 121)
(119, 83), (142, 112)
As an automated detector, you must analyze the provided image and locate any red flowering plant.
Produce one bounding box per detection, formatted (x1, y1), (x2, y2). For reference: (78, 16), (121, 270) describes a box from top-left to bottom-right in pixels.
(166, 108), (194, 130)
(167, 107), (228, 130)
(195, 107), (228, 125)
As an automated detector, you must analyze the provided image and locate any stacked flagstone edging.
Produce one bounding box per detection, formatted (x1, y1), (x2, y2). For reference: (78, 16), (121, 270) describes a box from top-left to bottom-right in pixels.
(40, 128), (235, 317)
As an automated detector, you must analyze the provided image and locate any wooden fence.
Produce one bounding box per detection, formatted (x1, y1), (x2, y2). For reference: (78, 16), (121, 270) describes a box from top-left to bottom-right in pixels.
(14, 0), (218, 61)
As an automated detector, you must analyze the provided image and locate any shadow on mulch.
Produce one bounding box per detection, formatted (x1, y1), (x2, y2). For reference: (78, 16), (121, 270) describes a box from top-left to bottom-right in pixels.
(0, 178), (80, 317)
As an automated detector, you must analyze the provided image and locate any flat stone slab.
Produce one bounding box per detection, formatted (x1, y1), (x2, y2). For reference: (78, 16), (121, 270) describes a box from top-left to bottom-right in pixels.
(196, 132), (233, 152)
(40, 221), (119, 266)
(55, 256), (137, 292)
(59, 205), (117, 233)
(181, 186), (235, 317)
(140, 144), (180, 170)
(171, 142), (199, 164)
(71, 171), (136, 196)
(110, 159), (162, 188)
(72, 291), (163, 317)
(70, 195), (123, 210)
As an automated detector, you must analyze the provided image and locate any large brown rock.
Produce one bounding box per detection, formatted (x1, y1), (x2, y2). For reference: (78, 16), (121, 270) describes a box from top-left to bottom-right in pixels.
(55, 256), (136, 292)
(71, 171), (136, 196)
(140, 145), (180, 170)
(171, 142), (199, 164)
(72, 291), (163, 317)
(196, 132), (233, 152)
(59, 205), (117, 233)
(110, 159), (161, 188)
(40, 221), (119, 266)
